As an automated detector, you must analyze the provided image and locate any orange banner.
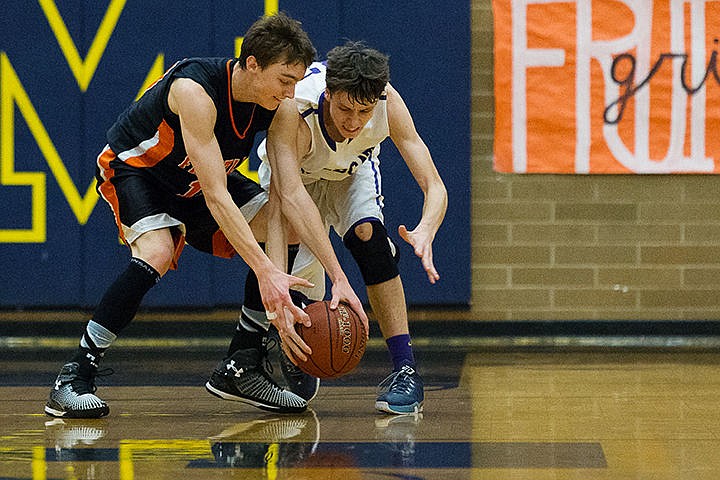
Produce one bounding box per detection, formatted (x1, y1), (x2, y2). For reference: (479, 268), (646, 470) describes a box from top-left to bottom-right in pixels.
(493, 0), (720, 173)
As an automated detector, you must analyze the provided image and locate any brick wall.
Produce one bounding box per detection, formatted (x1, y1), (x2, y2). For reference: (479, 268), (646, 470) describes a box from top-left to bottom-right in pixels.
(470, 0), (720, 321)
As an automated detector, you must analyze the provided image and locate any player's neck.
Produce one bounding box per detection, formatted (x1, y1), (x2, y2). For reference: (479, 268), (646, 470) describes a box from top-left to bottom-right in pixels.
(230, 62), (255, 103)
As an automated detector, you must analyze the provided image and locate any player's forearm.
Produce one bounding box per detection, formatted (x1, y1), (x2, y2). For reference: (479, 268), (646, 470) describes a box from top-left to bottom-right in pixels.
(265, 186), (288, 271)
(205, 189), (275, 274)
(419, 179), (448, 234)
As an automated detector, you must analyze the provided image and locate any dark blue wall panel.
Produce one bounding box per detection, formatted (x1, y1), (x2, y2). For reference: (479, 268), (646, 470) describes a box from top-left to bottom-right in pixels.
(0, 0), (470, 308)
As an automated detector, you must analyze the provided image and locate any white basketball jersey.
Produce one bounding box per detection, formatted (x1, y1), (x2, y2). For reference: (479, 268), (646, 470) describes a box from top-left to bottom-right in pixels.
(258, 62), (389, 183)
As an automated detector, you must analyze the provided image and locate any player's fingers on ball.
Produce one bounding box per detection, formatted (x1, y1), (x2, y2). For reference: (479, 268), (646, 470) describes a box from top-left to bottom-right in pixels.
(282, 342), (303, 365)
(288, 338), (309, 361)
(354, 301), (369, 324)
(290, 304), (311, 326)
(295, 334), (312, 355)
(286, 322), (312, 355)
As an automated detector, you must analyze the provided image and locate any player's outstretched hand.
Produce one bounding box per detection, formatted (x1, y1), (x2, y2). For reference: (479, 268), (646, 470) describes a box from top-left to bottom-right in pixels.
(399, 224), (440, 284)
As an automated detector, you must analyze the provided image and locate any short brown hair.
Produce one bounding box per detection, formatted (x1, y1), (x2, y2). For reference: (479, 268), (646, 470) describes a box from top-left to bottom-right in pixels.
(326, 41), (390, 105)
(239, 12), (316, 69)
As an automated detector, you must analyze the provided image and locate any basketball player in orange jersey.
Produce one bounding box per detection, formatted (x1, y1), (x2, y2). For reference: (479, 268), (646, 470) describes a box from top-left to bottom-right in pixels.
(44, 13), (366, 419)
(225, 41), (447, 414)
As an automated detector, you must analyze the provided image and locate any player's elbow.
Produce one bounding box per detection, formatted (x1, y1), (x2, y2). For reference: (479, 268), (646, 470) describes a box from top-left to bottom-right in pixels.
(419, 172), (446, 198)
(203, 187), (234, 216)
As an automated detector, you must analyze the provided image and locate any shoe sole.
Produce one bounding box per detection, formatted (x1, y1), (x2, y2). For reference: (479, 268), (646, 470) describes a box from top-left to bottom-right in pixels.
(205, 382), (307, 414)
(374, 400), (424, 415)
(44, 404), (109, 419)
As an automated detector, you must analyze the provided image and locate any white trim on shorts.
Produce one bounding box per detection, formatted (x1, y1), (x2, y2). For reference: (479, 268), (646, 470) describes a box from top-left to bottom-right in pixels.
(121, 191), (268, 246)
(123, 213), (185, 245)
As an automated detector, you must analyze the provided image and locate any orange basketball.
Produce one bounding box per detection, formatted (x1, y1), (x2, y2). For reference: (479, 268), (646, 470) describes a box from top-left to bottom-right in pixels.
(295, 301), (367, 379)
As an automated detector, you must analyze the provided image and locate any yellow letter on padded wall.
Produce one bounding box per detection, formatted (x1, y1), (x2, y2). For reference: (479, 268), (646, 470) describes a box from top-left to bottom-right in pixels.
(38, 0), (126, 92)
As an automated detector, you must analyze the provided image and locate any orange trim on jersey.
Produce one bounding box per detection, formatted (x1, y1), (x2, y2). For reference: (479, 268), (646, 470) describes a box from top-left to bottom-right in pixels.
(123, 120), (175, 168)
(226, 59), (257, 139)
(96, 147), (127, 245)
(169, 229), (186, 270)
(212, 230), (237, 259)
(96, 146), (185, 270)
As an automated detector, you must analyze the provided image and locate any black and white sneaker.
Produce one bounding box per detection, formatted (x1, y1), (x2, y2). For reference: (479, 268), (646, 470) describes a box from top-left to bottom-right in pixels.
(45, 418), (107, 449)
(267, 326), (320, 402)
(206, 348), (307, 414)
(209, 411), (320, 469)
(45, 362), (110, 419)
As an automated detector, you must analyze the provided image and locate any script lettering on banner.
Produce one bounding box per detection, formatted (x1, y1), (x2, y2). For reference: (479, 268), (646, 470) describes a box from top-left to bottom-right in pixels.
(493, 0), (720, 174)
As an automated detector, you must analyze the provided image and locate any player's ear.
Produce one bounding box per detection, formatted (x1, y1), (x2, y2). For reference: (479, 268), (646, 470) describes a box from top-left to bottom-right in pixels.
(245, 55), (259, 72)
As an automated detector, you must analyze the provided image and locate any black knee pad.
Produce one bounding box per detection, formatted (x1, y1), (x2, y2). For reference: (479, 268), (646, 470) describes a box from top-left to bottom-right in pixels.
(343, 220), (400, 286)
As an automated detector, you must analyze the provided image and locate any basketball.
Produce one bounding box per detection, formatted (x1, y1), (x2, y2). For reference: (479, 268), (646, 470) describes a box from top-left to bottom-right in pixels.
(295, 301), (367, 379)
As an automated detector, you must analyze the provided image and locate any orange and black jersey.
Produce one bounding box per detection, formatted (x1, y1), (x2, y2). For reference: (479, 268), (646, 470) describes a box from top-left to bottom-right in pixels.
(105, 57), (275, 198)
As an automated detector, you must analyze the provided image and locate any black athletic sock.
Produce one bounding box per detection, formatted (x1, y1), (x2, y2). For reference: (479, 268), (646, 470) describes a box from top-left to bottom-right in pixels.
(287, 244), (300, 273)
(70, 347), (101, 376)
(226, 244), (301, 356)
(70, 320), (117, 371)
(92, 257), (160, 335)
(241, 243), (300, 313)
(226, 327), (265, 357)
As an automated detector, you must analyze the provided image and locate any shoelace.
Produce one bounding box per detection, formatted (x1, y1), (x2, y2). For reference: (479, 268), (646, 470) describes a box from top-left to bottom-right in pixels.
(71, 367), (114, 395)
(262, 336), (278, 376)
(378, 366), (417, 395)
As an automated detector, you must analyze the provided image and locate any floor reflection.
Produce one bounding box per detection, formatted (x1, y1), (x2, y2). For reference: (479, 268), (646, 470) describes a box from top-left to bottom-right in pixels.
(38, 409), (441, 478)
(206, 411), (321, 470)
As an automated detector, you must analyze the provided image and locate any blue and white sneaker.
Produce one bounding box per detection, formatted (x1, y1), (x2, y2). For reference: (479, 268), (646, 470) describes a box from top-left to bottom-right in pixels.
(375, 365), (424, 414)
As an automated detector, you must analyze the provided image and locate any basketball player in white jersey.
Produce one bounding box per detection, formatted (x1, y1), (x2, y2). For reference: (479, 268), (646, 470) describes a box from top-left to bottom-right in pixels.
(249, 41), (447, 414)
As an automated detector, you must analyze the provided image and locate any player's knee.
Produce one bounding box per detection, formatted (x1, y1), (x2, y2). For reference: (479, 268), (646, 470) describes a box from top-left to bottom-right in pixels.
(130, 230), (174, 275)
(140, 247), (173, 276)
(343, 220), (399, 286)
(353, 222), (374, 242)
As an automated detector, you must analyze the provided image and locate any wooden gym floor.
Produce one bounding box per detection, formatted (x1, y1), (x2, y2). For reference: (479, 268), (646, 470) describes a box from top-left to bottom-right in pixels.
(2, 314), (720, 479)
